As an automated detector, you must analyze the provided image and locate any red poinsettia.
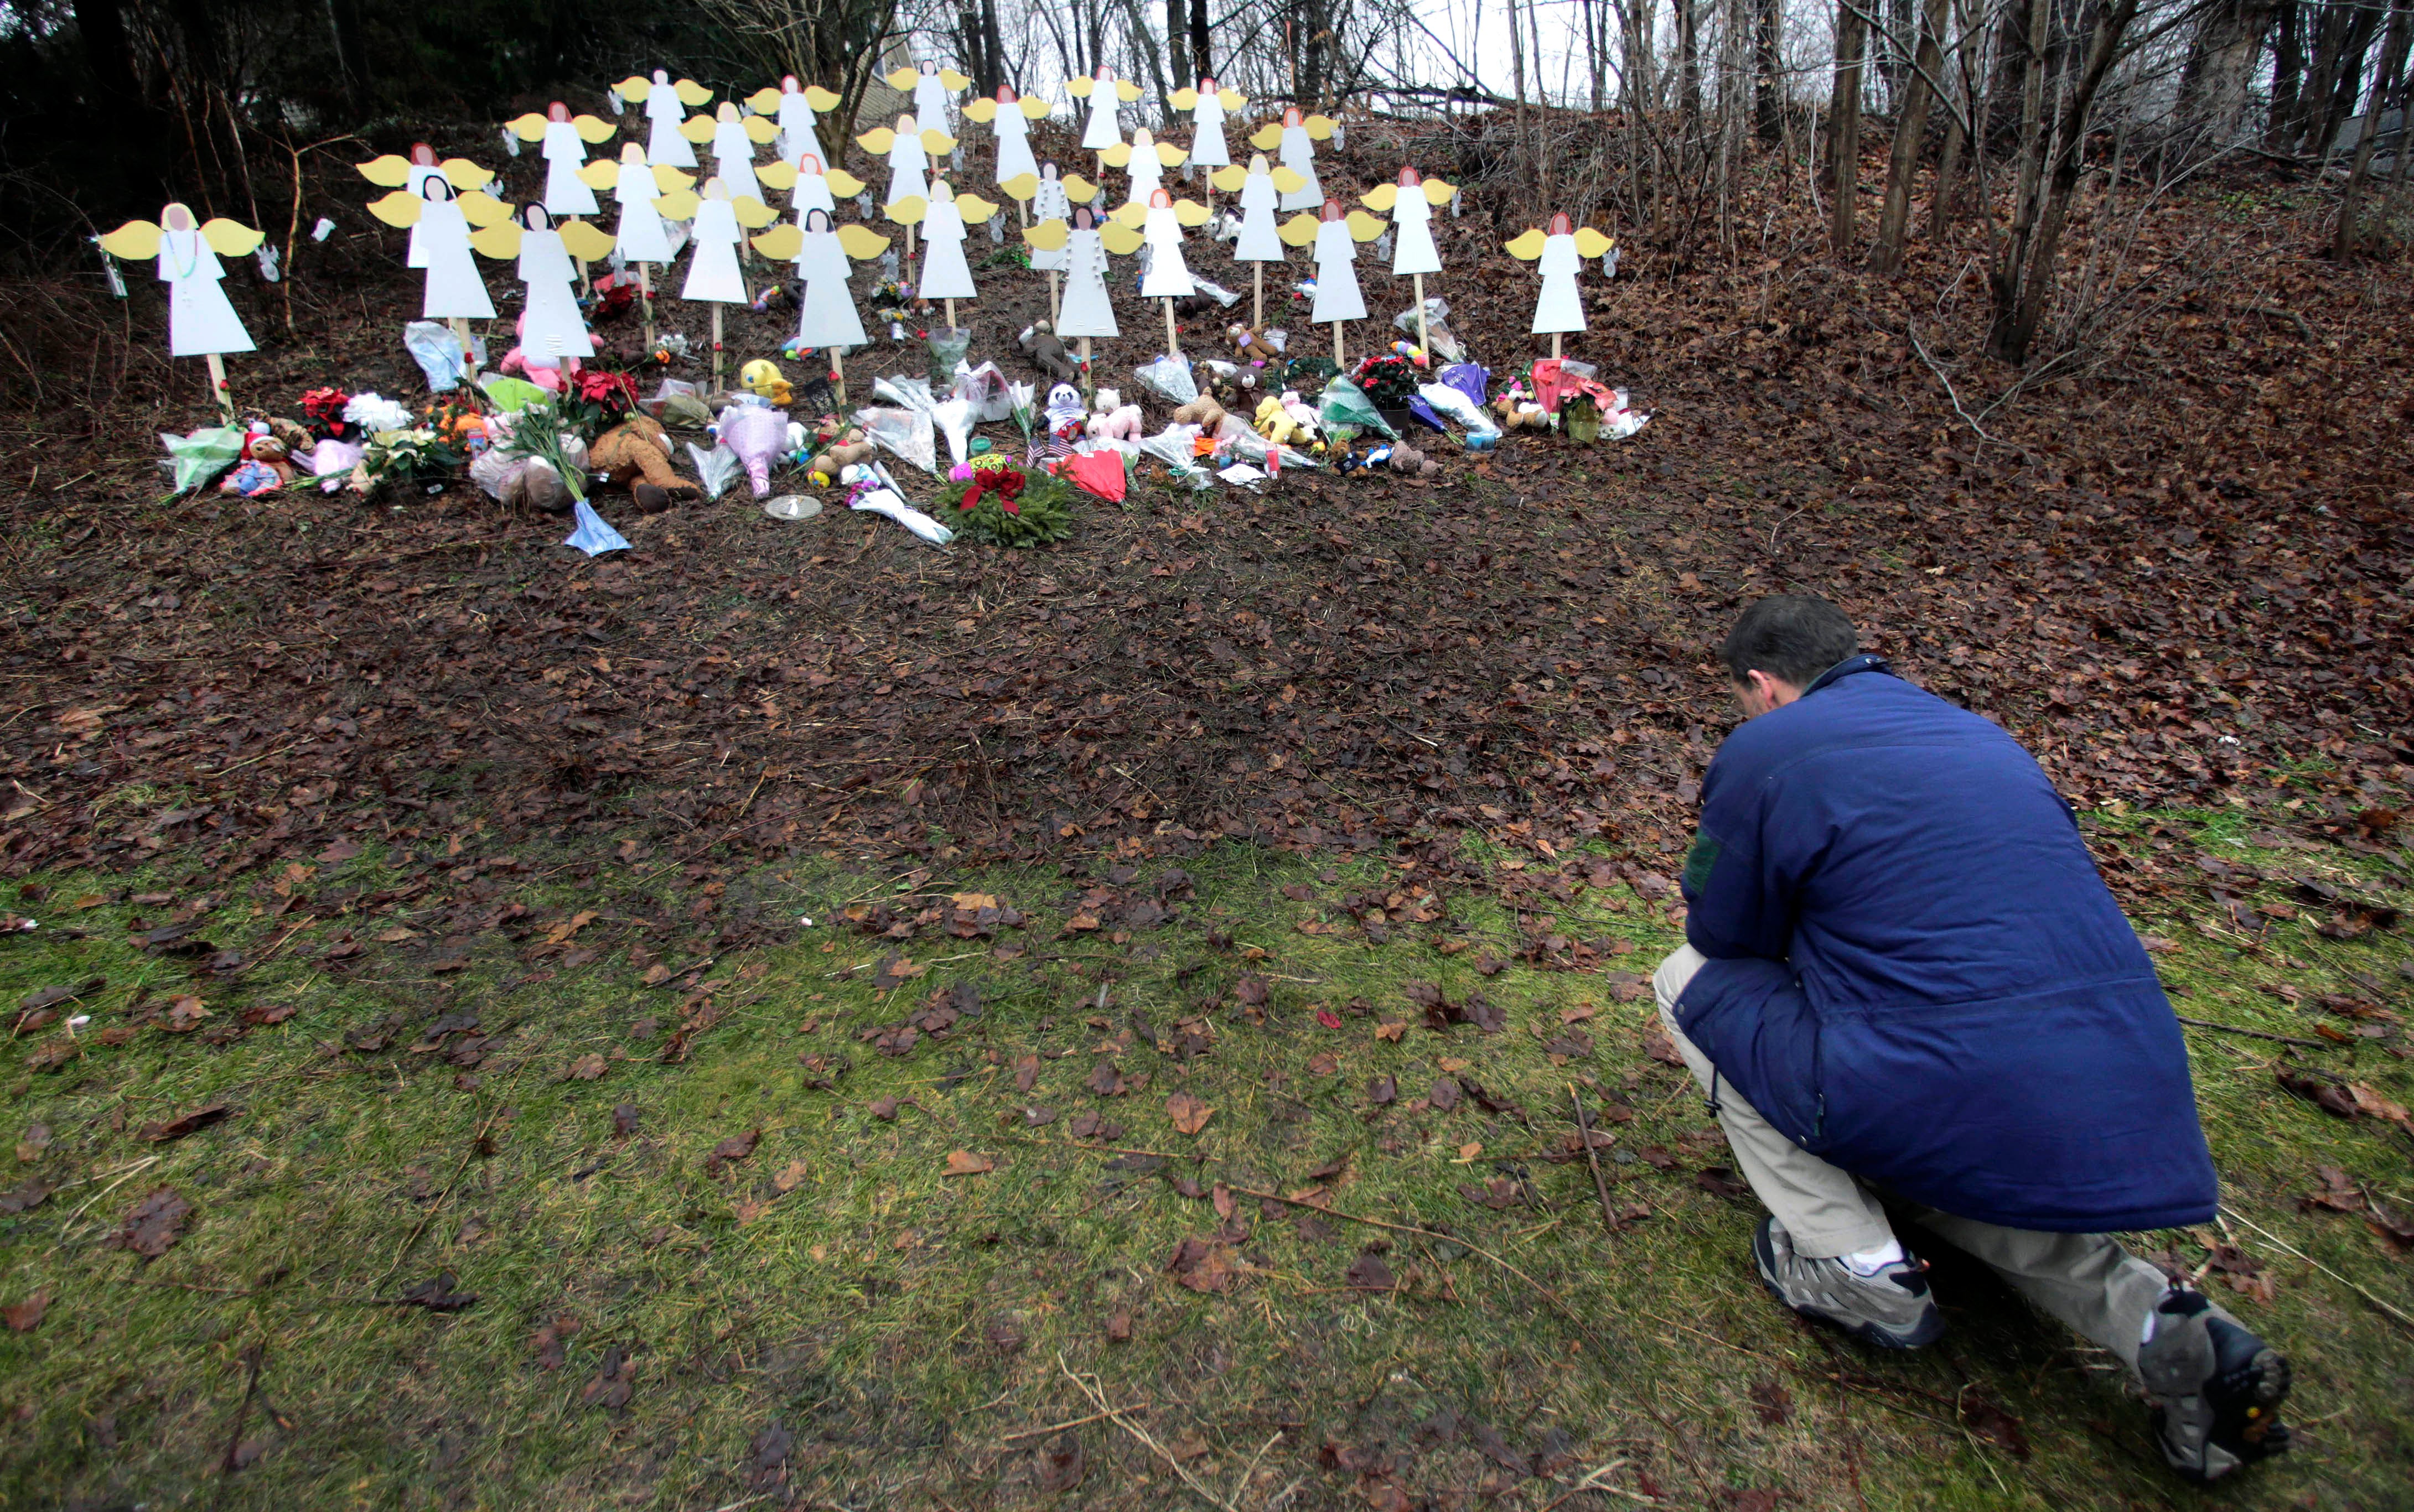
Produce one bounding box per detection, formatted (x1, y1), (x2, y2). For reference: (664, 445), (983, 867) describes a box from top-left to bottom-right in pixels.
(300, 386), (353, 439)
(575, 368), (638, 415)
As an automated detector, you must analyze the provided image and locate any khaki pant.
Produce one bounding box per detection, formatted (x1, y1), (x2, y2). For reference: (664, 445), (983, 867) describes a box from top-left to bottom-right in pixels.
(1654, 945), (2229, 1370)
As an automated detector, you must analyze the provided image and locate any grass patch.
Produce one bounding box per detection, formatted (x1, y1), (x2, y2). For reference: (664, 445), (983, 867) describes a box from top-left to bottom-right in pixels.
(1, 817), (2409, 1508)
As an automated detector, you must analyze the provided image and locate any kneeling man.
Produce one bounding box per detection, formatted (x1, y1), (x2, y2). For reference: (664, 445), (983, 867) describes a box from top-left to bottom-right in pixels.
(1659, 595), (2289, 1483)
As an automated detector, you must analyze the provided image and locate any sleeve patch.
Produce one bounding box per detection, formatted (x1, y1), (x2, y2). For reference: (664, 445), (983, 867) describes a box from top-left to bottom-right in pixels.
(1681, 830), (1723, 896)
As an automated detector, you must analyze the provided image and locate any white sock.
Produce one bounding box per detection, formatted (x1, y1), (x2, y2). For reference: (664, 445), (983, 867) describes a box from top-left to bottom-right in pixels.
(1841, 1239), (1906, 1275)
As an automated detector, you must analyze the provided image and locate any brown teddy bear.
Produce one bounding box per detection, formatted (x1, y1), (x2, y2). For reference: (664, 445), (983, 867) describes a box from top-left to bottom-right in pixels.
(589, 414), (701, 512)
(1170, 396), (1227, 433)
(1387, 440), (1442, 480)
(807, 427), (876, 484)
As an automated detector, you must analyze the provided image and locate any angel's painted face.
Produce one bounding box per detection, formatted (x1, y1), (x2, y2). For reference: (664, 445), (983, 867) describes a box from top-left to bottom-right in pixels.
(1201, 76), (1216, 92)
(1250, 153), (1269, 173)
(1283, 107), (1303, 128)
(1150, 188), (1173, 209)
(163, 202), (196, 232)
(798, 153), (825, 175)
(1094, 66), (1113, 82)
(718, 102), (740, 122)
(804, 208), (835, 233)
(1398, 167), (1420, 187)
(997, 86), (1016, 103)
(898, 114), (918, 134)
(1549, 211), (1572, 235)
(921, 61), (937, 76)
(1319, 198), (1343, 223)
(1043, 164), (1059, 181)
(1073, 206), (1097, 230)
(521, 204), (552, 232)
(548, 102), (569, 123)
(1133, 129), (1154, 148)
(930, 180), (954, 200)
(421, 178), (455, 203)
(783, 75), (801, 91)
(652, 69), (669, 85)
(411, 143), (437, 166)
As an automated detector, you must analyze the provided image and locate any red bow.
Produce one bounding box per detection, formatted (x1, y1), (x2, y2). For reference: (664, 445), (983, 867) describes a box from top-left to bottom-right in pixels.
(960, 467), (1024, 515)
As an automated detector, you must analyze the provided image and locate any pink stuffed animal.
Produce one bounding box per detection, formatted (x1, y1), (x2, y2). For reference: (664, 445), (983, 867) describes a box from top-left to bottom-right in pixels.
(1085, 387), (1143, 443)
(718, 402), (790, 497)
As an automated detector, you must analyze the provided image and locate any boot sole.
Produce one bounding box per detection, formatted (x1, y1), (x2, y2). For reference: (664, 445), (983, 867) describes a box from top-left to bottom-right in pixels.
(1752, 1225), (1945, 1350)
(2161, 1344), (2293, 1482)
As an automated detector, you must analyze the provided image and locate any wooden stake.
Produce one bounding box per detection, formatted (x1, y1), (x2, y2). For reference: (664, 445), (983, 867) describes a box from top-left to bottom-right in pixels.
(1163, 297), (1179, 356)
(1552, 331), (1562, 360)
(1252, 261), (1263, 329)
(449, 317), (478, 381)
(712, 303), (724, 389)
(639, 263), (655, 352)
(1079, 335), (1092, 406)
(1333, 320), (1343, 367)
(1412, 272), (1429, 362)
(204, 352), (232, 420)
(945, 297), (957, 330)
(832, 346), (847, 407)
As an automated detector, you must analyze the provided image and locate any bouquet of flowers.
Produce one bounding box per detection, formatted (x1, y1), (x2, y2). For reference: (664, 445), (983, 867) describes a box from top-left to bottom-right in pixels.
(560, 367), (639, 437)
(496, 401), (588, 502)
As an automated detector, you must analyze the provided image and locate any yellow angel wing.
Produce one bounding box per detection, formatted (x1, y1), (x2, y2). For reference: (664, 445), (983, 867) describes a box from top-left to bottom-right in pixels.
(577, 159), (619, 189)
(558, 220), (616, 261)
(1361, 183), (1398, 211)
(1099, 142), (1133, 168)
(675, 79), (713, 107)
(679, 115), (716, 143)
(954, 193), (999, 223)
(506, 112), (549, 142)
(1115, 81), (1142, 103)
(732, 195), (779, 228)
(751, 224), (804, 260)
(999, 170), (1039, 201)
(939, 69), (970, 90)
(885, 67), (919, 90)
(756, 159), (798, 190)
(653, 188), (701, 220)
(366, 190), (424, 228)
(1209, 165), (1246, 192)
(1155, 141), (1187, 166)
(467, 222), (522, 259)
(825, 168), (866, 197)
(803, 85), (840, 111)
(1573, 227), (1615, 258)
(653, 164), (695, 191)
(576, 115), (616, 144)
(1172, 198), (1210, 226)
(1108, 200), (1147, 227)
(962, 97), (998, 123)
(1217, 87), (1246, 111)
(745, 86), (781, 114)
(1169, 88), (1199, 111)
(458, 190), (509, 226)
(836, 222), (890, 259)
(920, 129), (957, 154)
(1099, 220), (1143, 255)
(857, 126), (897, 155)
(1424, 178), (1457, 205)
(1249, 122), (1283, 150)
(357, 153), (412, 187)
(1504, 227), (1547, 261)
(1345, 210), (1385, 242)
(1270, 166), (1307, 194)
(1062, 173), (1098, 202)
(201, 219), (265, 256)
(744, 115), (779, 144)
(613, 75), (653, 101)
(1277, 212), (1319, 247)
(1065, 76), (1094, 98)
(443, 159), (495, 190)
(885, 194), (929, 225)
(1304, 114), (1338, 140)
(99, 220), (162, 259)
(1020, 96), (1051, 120)
(1022, 219), (1069, 251)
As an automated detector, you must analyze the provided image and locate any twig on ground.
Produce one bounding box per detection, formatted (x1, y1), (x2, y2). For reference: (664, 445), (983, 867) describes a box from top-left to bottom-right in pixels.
(2219, 1209), (2414, 1332)
(1055, 1353), (1237, 1510)
(1569, 1084), (1623, 1238)
(1905, 321), (1993, 446)
(999, 1401), (1152, 1442)
(376, 1092), (515, 1286)
(219, 1342), (265, 1473)
(1539, 1459), (1646, 1509)
(2173, 1015), (2329, 1050)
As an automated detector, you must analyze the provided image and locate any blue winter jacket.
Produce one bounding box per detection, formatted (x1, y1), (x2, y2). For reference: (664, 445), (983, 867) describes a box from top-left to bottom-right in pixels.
(1674, 654), (2218, 1233)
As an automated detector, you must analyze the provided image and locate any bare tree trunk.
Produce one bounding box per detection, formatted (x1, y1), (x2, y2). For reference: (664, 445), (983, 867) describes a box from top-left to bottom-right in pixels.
(1930, 0), (1977, 224)
(1827, 0), (1869, 252)
(2268, 0), (2304, 146)
(1167, 0), (1190, 91)
(1755, 0), (1784, 142)
(1190, 0), (1213, 79)
(2313, 3), (2384, 154)
(1511, 0), (1531, 183)
(2334, 0), (2412, 256)
(1122, 0), (1174, 118)
(1987, 0), (2141, 363)
(2176, 0), (2279, 149)
(2294, 0), (2375, 153)
(1872, 0), (1951, 270)
(1678, 0), (1703, 122)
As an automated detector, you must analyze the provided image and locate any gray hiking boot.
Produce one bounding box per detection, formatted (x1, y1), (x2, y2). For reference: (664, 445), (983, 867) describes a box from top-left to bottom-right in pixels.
(1752, 1215), (1944, 1349)
(2138, 1287), (2291, 1482)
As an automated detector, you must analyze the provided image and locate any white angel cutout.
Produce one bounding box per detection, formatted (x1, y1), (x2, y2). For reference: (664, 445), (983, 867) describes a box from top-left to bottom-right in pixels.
(1506, 211), (1616, 354)
(1362, 167), (1459, 357)
(674, 178), (779, 385)
(962, 86), (1049, 193)
(579, 144), (694, 345)
(858, 115), (959, 260)
(753, 210), (890, 400)
(615, 71), (712, 169)
(888, 61), (970, 134)
(1029, 204), (1139, 353)
(747, 75), (840, 166)
(1281, 197), (1386, 363)
(467, 203), (614, 369)
(1210, 153), (1307, 326)
(506, 102), (615, 218)
(889, 179), (1001, 325)
(1116, 187), (1212, 355)
(356, 143), (494, 269)
(1251, 107), (1338, 211)
(686, 101), (777, 205)
(366, 175), (506, 323)
(757, 151), (866, 222)
(1066, 65), (1143, 155)
(1167, 77), (1246, 175)
(99, 204), (265, 414)
(1100, 127), (1184, 210)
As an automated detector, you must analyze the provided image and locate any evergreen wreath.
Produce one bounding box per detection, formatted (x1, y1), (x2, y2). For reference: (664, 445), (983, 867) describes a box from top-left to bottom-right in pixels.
(939, 466), (1076, 547)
